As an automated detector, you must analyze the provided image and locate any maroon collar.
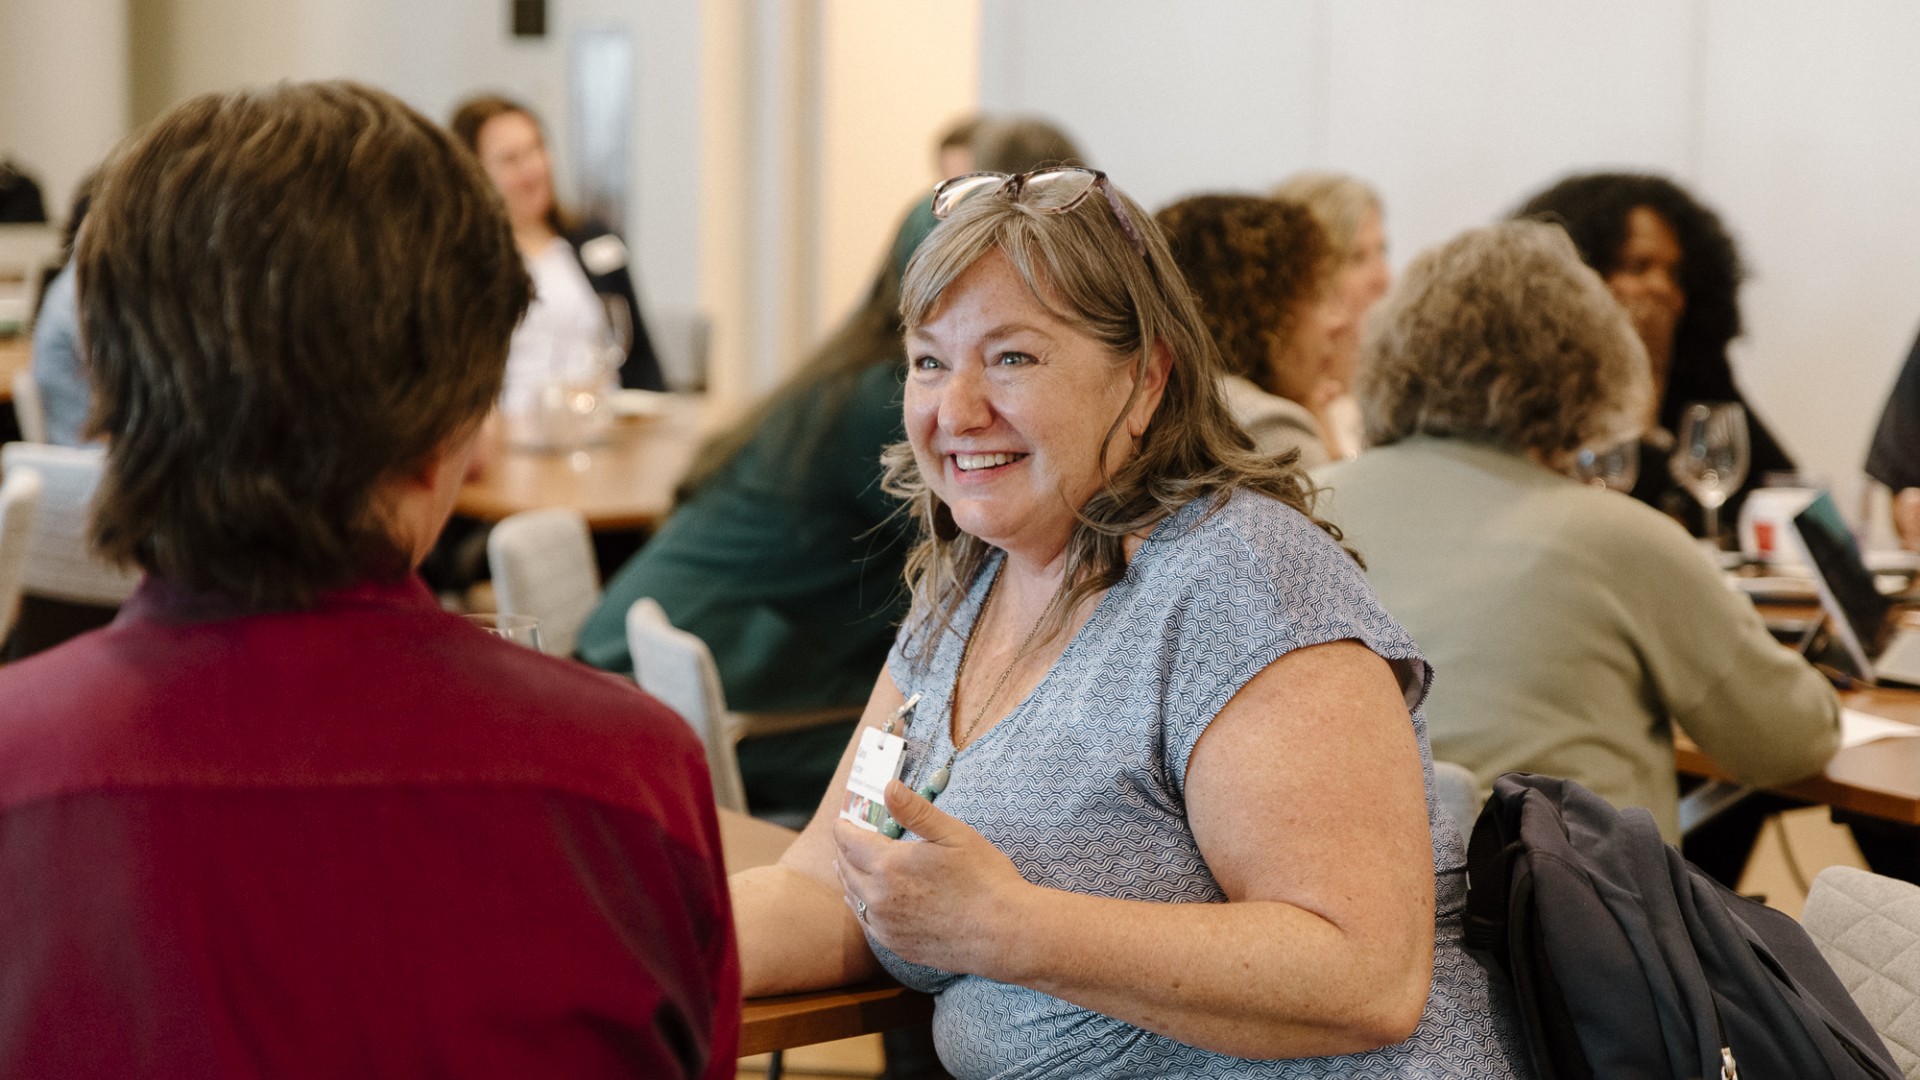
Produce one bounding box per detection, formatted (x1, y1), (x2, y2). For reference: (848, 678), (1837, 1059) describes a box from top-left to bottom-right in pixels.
(115, 574), (440, 627)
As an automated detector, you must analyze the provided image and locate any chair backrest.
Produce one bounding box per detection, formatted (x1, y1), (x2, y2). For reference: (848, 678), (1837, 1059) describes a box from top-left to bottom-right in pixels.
(0, 464), (43, 640)
(648, 305), (711, 392)
(0, 442), (140, 606)
(625, 597), (747, 813)
(11, 368), (46, 444)
(1802, 865), (1920, 1076)
(1430, 760), (1481, 848)
(486, 506), (600, 658)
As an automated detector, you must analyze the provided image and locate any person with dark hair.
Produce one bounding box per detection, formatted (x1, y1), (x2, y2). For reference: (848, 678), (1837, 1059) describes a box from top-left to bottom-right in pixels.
(1866, 328), (1920, 547)
(1513, 171), (1795, 534)
(0, 81), (737, 1078)
(1155, 193), (1345, 468)
(0, 158), (46, 222)
(450, 93), (666, 396)
(933, 115), (1083, 181)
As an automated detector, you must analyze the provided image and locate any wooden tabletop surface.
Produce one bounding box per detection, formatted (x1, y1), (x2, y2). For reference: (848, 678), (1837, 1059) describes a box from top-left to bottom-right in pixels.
(0, 335), (27, 405)
(454, 395), (712, 531)
(718, 808), (937, 1056)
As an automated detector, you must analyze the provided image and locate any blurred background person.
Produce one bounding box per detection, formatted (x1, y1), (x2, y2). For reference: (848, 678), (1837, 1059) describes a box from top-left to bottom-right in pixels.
(1155, 193), (1347, 468)
(577, 202), (934, 826)
(0, 80), (737, 1078)
(1317, 220), (1837, 885)
(451, 94), (666, 398)
(1514, 171), (1795, 535)
(933, 113), (1084, 182)
(1273, 171), (1392, 459)
(28, 168), (100, 446)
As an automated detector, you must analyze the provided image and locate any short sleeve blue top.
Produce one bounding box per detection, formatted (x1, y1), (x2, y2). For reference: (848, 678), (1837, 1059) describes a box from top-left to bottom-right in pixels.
(873, 490), (1527, 1079)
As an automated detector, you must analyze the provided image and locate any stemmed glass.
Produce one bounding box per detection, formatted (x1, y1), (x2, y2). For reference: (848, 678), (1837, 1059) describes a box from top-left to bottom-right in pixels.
(1571, 439), (1640, 493)
(1668, 401), (1750, 546)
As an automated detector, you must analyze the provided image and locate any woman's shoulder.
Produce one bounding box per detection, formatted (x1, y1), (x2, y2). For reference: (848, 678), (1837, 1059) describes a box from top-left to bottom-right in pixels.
(1138, 489), (1393, 636)
(1150, 488), (1351, 573)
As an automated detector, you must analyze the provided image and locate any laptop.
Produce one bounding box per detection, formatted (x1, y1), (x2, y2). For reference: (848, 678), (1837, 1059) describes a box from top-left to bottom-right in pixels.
(1785, 490), (1920, 686)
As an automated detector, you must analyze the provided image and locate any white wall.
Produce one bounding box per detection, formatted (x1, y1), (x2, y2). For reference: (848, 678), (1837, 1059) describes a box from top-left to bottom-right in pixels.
(817, 0), (978, 334)
(979, 0), (1920, 531)
(0, 0), (129, 223)
(125, 0), (707, 318)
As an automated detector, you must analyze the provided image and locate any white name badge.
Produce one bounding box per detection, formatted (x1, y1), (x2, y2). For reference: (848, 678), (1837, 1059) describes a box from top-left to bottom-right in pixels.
(840, 726), (907, 831)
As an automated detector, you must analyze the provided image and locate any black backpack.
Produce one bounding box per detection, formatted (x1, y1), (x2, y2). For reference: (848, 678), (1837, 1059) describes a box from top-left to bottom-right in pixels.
(1463, 773), (1899, 1080)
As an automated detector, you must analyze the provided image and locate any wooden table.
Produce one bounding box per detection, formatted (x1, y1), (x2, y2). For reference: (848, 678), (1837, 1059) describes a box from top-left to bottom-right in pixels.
(0, 335), (28, 404)
(719, 809), (937, 1056)
(1676, 686), (1920, 825)
(455, 395), (712, 530)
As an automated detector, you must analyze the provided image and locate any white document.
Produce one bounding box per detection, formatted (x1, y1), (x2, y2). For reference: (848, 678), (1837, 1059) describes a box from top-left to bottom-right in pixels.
(1839, 708), (1920, 750)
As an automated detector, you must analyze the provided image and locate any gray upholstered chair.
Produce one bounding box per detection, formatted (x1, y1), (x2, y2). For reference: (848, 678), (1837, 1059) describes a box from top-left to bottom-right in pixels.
(625, 597), (749, 814)
(1802, 864), (1920, 1077)
(0, 441), (140, 607)
(486, 506), (600, 658)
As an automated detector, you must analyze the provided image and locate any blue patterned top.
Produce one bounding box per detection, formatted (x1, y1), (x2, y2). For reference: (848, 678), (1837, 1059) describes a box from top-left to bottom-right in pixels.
(873, 490), (1528, 1079)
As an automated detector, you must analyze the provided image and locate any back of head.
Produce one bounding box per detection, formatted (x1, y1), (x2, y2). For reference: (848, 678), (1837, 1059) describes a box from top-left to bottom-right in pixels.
(80, 80), (531, 608)
(1359, 219), (1649, 462)
(1272, 171), (1382, 259)
(1512, 171), (1744, 401)
(1154, 193), (1332, 396)
(968, 116), (1085, 175)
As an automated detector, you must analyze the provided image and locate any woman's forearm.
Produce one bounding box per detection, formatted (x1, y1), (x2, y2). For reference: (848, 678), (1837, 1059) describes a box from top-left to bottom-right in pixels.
(731, 864), (881, 997)
(984, 883), (1432, 1061)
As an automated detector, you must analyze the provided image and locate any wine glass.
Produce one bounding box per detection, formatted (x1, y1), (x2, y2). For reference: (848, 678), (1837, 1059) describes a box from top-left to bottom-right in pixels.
(463, 612), (544, 651)
(1571, 439), (1640, 493)
(1668, 401), (1750, 545)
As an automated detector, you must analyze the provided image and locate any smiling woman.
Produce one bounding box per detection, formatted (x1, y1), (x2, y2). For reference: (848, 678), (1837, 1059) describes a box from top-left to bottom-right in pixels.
(728, 169), (1528, 1078)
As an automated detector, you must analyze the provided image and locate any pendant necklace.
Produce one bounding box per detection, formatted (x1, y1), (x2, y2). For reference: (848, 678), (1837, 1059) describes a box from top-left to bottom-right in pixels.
(878, 564), (1072, 838)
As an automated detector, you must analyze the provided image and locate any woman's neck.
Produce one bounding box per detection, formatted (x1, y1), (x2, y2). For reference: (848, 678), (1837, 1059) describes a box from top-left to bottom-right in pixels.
(512, 218), (557, 257)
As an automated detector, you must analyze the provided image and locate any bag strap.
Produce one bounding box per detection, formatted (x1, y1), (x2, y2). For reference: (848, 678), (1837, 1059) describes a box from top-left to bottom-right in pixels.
(1463, 786), (1514, 956)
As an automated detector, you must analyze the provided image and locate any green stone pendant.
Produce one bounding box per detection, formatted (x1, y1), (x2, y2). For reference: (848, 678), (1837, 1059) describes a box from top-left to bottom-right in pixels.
(880, 816), (903, 839)
(927, 765), (951, 795)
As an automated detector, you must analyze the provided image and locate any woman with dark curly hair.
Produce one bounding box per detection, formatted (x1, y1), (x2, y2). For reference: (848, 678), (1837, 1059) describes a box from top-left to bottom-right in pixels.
(1513, 172), (1796, 532)
(1155, 194), (1346, 469)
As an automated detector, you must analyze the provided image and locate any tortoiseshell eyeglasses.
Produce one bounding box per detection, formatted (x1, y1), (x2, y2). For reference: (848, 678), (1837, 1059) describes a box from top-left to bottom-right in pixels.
(931, 167), (1149, 257)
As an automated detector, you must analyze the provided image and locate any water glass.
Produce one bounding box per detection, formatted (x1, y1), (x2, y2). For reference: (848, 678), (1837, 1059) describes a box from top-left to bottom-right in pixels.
(463, 612), (544, 651)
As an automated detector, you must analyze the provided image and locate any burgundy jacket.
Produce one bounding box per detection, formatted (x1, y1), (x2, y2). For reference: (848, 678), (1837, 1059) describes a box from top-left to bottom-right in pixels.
(0, 575), (738, 1078)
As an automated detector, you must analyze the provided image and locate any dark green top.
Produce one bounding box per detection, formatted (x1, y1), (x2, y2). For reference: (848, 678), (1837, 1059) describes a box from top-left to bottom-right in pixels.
(577, 361), (912, 714)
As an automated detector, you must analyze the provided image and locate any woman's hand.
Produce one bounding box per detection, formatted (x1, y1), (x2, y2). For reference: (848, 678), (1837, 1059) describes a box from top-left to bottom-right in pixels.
(833, 780), (1028, 976)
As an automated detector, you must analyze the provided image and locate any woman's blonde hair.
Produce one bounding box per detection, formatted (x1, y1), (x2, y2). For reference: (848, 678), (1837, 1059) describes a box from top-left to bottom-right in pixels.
(1358, 220), (1650, 463)
(1272, 171), (1382, 260)
(881, 181), (1344, 655)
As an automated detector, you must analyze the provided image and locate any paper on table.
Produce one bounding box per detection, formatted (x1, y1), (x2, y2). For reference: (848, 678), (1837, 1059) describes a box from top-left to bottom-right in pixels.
(1841, 708), (1920, 750)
